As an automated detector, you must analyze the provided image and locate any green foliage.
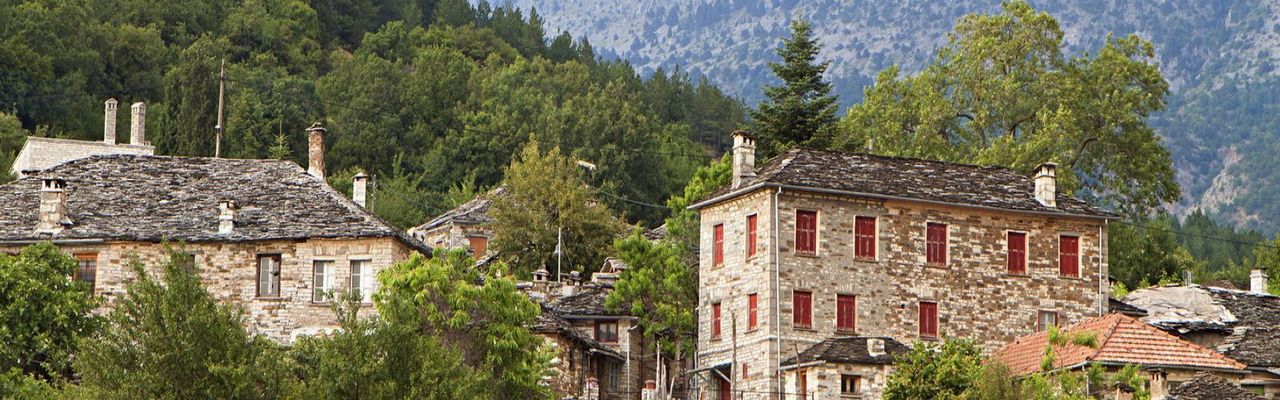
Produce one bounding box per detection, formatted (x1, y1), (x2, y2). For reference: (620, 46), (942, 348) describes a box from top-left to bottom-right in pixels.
(490, 139), (623, 276)
(1252, 236), (1280, 295)
(0, 112), (25, 183)
(663, 154), (732, 255)
(72, 250), (297, 399)
(0, 242), (99, 382)
(884, 340), (984, 400)
(0, 368), (59, 399)
(604, 232), (697, 359)
(751, 19), (839, 156)
(1109, 216), (1204, 288)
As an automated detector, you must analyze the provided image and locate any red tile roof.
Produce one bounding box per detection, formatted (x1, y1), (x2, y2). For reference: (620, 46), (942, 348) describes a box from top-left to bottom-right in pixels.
(993, 313), (1246, 376)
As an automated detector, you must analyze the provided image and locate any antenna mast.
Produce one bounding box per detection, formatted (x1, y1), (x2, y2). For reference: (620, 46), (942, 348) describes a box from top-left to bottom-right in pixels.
(215, 58), (226, 158)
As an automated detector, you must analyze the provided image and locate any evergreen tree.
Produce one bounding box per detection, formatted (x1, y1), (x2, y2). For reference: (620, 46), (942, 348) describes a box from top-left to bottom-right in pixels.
(751, 19), (839, 156)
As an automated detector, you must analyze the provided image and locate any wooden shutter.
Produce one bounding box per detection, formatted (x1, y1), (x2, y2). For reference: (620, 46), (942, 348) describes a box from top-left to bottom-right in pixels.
(920, 302), (938, 338)
(712, 303), (722, 338)
(1007, 232), (1027, 274)
(797, 370), (807, 398)
(713, 224), (725, 266)
(855, 216), (876, 259)
(793, 291), (812, 328)
(748, 293), (758, 330)
(1060, 236), (1080, 277)
(926, 223), (947, 266)
(746, 214), (758, 258)
(257, 255), (280, 297)
(837, 294), (856, 332)
(467, 236), (487, 255)
(796, 210), (817, 254)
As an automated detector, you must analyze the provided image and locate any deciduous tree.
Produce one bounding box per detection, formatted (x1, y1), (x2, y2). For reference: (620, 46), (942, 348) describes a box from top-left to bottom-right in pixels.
(0, 243), (99, 382)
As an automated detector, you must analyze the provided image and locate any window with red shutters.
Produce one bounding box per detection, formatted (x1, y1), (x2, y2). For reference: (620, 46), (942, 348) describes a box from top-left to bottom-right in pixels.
(919, 301), (939, 338)
(793, 291), (812, 329)
(748, 293), (758, 330)
(712, 302), (722, 338)
(926, 223), (947, 266)
(854, 216), (876, 259)
(796, 210), (817, 255)
(1060, 235), (1079, 277)
(713, 224), (724, 267)
(1007, 232), (1027, 274)
(836, 294), (856, 332)
(746, 214), (758, 258)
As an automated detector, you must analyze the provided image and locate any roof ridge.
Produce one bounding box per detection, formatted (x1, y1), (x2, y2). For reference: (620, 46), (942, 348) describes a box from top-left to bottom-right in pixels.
(1085, 314), (1127, 362)
(790, 147), (1025, 174)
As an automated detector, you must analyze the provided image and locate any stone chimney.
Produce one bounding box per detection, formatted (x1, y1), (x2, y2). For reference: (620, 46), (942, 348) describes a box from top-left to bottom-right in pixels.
(560, 271), (582, 297)
(306, 122), (326, 179)
(1034, 162), (1058, 208)
(130, 102), (147, 146)
(731, 130), (756, 189)
(352, 172), (368, 207)
(36, 178), (69, 234)
(103, 98), (118, 144)
(1251, 269), (1268, 294)
(218, 200), (238, 235)
(867, 338), (886, 357)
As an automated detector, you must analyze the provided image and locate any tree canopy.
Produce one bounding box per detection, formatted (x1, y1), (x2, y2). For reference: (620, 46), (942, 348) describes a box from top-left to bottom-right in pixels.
(751, 19), (839, 156)
(0, 242), (99, 382)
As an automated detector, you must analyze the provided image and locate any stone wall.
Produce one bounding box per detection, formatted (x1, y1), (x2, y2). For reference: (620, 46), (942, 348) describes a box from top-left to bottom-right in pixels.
(696, 188), (1108, 399)
(568, 317), (654, 400)
(784, 364), (891, 400)
(415, 222), (492, 256)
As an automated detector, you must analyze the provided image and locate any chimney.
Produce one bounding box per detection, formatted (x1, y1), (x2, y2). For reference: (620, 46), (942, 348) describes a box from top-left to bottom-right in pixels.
(560, 271), (583, 297)
(352, 172), (368, 207)
(130, 102), (147, 146)
(1034, 162), (1058, 207)
(306, 122), (326, 179)
(867, 338), (887, 357)
(1251, 269), (1268, 294)
(103, 98), (118, 144)
(36, 178), (69, 234)
(218, 200), (238, 235)
(731, 130), (756, 189)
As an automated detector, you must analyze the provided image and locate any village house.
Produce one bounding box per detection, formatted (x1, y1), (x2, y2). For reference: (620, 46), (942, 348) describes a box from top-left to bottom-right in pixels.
(10, 99), (154, 178)
(0, 117), (428, 342)
(1169, 372), (1267, 400)
(408, 186), (502, 256)
(689, 131), (1118, 399)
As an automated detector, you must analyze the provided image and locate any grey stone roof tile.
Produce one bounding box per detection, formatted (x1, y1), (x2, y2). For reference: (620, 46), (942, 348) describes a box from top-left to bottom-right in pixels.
(781, 336), (910, 366)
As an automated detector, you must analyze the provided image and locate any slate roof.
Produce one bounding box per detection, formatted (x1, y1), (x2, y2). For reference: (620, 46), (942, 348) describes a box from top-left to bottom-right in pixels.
(1109, 297), (1148, 317)
(781, 336), (909, 367)
(11, 136), (154, 176)
(0, 155), (429, 252)
(691, 148), (1115, 218)
(547, 288), (628, 318)
(1126, 285), (1280, 368)
(993, 313), (1246, 376)
(1168, 372), (1265, 400)
(533, 304), (623, 361)
(413, 186), (504, 232)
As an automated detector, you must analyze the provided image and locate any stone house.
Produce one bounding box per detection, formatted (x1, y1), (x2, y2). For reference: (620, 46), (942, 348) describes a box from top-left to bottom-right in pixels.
(0, 125), (429, 342)
(689, 131), (1117, 399)
(778, 336), (909, 399)
(1169, 372), (1266, 400)
(408, 186), (503, 256)
(11, 99), (154, 178)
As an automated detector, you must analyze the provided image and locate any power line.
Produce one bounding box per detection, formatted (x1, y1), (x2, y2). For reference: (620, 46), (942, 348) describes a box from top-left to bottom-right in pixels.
(1111, 220), (1279, 251)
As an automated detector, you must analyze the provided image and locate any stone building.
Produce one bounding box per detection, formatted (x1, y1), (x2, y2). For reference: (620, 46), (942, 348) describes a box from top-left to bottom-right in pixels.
(0, 127), (428, 342)
(11, 99), (154, 178)
(778, 336), (909, 399)
(408, 186), (503, 256)
(689, 131), (1117, 399)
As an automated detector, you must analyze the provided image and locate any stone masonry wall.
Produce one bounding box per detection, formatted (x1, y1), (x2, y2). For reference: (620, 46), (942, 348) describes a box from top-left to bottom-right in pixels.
(697, 189), (1108, 399)
(786, 364), (890, 400)
(417, 222), (493, 255)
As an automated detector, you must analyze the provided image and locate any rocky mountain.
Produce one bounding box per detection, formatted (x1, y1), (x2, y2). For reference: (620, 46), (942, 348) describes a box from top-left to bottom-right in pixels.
(510, 0), (1280, 233)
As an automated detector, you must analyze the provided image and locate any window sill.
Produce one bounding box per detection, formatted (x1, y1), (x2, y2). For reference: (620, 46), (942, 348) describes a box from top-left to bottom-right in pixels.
(255, 296), (287, 301)
(1059, 275), (1085, 281)
(925, 263), (949, 269)
(920, 335), (940, 341)
(795, 252), (819, 258)
(835, 329), (857, 335)
(710, 336), (722, 342)
(1003, 273), (1030, 278)
(793, 326), (815, 332)
(853, 257), (877, 263)
(308, 301), (333, 307)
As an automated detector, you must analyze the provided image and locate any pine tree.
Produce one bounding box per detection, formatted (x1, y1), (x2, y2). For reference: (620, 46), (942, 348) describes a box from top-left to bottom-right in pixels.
(751, 19), (839, 156)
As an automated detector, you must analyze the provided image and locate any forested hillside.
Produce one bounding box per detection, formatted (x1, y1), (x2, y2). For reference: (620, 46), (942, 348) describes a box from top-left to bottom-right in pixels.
(0, 0), (748, 228)
(516, 0), (1280, 233)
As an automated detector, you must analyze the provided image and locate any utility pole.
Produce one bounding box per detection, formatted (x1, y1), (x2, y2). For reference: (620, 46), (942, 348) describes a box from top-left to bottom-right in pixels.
(555, 226), (563, 281)
(214, 58), (226, 158)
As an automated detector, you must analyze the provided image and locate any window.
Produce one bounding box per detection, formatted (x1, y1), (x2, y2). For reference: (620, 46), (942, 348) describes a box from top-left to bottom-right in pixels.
(1037, 311), (1059, 332)
(595, 321), (619, 343)
(926, 223), (947, 266)
(713, 224), (725, 266)
(793, 291), (812, 329)
(1060, 235), (1080, 277)
(841, 375), (861, 394)
(177, 252), (197, 273)
(746, 214), (758, 258)
(712, 302), (722, 338)
(796, 210), (817, 255)
(742, 362), (749, 379)
(1007, 232), (1027, 274)
(256, 254), (281, 297)
(350, 260), (374, 303)
(854, 216), (876, 259)
(837, 294), (856, 332)
(919, 301), (939, 338)
(797, 370), (808, 398)
(748, 293), (758, 330)
(467, 236), (488, 255)
(74, 253), (97, 293)
(312, 260), (335, 303)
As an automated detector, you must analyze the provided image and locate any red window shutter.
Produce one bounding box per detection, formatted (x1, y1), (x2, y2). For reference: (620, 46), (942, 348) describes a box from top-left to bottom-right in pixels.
(1007, 232), (1027, 274)
(742, 362), (749, 379)
(713, 224), (724, 266)
(746, 215), (758, 258)
(837, 294), (856, 331)
(748, 294), (758, 330)
(796, 210), (817, 254)
(920, 302), (938, 338)
(926, 223), (947, 266)
(855, 216), (876, 259)
(1060, 236), (1079, 277)
(793, 291), (812, 328)
(712, 303), (722, 338)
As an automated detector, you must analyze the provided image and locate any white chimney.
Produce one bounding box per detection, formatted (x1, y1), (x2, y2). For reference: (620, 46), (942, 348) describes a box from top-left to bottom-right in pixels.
(104, 98), (118, 144)
(1034, 162), (1058, 208)
(130, 102), (147, 146)
(352, 172), (368, 207)
(307, 122), (326, 179)
(1251, 269), (1268, 294)
(36, 178), (69, 234)
(731, 130), (756, 189)
(867, 338), (886, 357)
(218, 200), (237, 235)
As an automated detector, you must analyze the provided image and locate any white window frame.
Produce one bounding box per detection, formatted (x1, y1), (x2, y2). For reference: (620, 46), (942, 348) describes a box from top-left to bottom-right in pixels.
(349, 259), (375, 304)
(256, 254), (282, 298)
(312, 260), (336, 303)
